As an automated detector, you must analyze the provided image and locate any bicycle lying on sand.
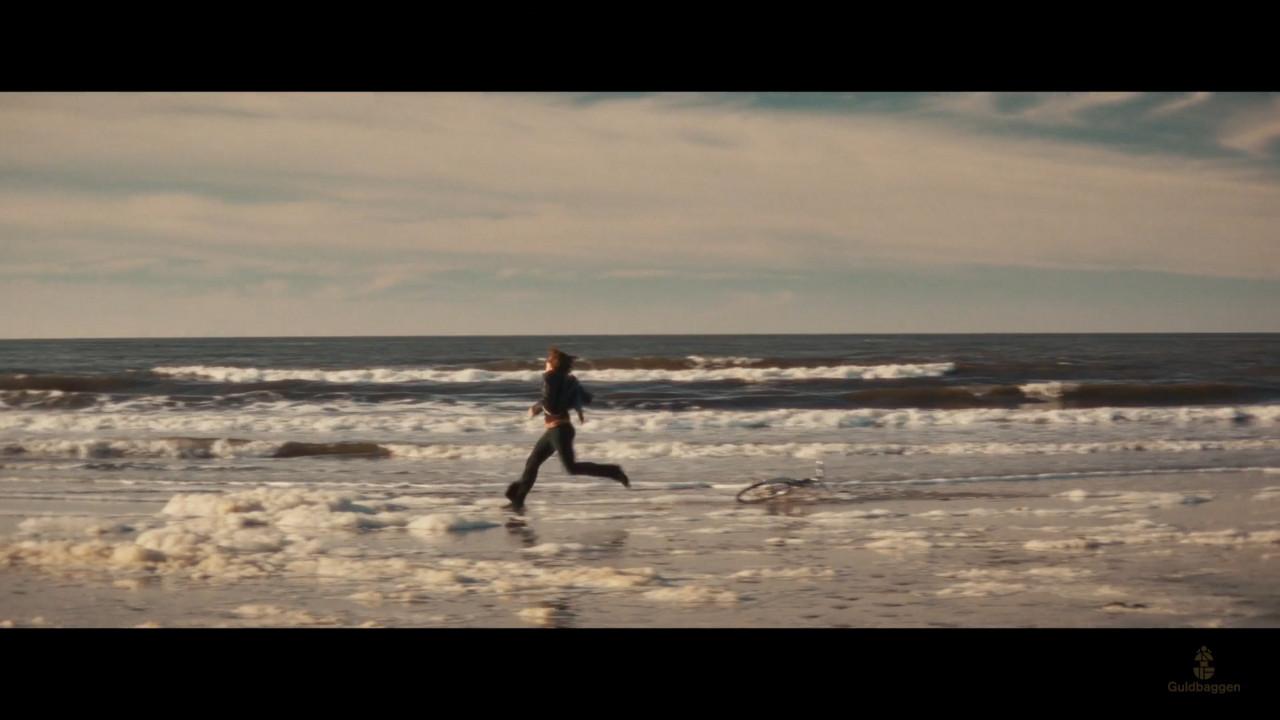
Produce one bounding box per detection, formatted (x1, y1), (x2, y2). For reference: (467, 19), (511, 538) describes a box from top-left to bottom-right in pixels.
(736, 460), (830, 504)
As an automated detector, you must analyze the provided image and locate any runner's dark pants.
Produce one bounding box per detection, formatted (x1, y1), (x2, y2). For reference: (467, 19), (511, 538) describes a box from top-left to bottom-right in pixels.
(508, 424), (624, 503)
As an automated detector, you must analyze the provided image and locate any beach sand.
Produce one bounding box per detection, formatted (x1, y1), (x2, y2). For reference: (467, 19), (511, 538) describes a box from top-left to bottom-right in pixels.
(3, 468), (1278, 628)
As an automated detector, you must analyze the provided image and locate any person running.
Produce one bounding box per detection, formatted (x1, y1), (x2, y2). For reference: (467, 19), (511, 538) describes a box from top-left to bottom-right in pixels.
(505, 347), (630, 510)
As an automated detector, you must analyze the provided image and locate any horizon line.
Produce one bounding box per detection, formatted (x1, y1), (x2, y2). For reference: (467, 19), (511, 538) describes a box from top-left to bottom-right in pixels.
(2, 331), (1278, 341)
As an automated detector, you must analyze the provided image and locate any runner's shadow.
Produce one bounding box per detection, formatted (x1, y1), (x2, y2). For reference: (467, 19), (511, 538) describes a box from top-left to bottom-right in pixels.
(505, 523), (540, 549)
(577, 529), (630, 559)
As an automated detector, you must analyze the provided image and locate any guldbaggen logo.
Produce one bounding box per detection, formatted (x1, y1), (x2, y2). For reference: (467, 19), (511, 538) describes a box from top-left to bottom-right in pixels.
(1168, 645), (1241, 695)
(1193, 646), (1214, 680)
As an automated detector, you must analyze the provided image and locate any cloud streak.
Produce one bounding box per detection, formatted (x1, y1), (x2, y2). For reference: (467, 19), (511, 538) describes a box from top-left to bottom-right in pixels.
(1013, 92), (1145, 124)
(1149, 91), (1214, 116)
(1219, 96), (1280, 156)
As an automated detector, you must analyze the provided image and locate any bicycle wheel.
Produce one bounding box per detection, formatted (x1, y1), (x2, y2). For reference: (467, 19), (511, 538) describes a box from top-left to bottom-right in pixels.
(736, 479), (795, 504)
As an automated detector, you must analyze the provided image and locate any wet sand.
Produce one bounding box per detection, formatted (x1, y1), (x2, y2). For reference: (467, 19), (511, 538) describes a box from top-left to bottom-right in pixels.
(2, 469), (1279, 628)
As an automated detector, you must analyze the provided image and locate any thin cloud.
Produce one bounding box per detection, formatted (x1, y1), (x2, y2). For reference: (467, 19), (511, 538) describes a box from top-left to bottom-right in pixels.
(600, 269), (749, 280)
(1015, 92), (1144, 124)
(925, 92), (1146, 126)
(1149, 91), (1214, 116)
(495, 268), (552, 279)
(923, 92), (998, 115)
(1219, 97), (1280, 156)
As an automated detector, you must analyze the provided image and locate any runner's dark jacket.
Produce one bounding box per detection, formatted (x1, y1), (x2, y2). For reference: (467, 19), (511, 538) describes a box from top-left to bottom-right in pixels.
(530, 371), (592, 425)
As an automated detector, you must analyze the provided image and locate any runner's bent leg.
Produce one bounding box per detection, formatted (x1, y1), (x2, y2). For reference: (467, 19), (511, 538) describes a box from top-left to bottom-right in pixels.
(552, 425), (626, 482)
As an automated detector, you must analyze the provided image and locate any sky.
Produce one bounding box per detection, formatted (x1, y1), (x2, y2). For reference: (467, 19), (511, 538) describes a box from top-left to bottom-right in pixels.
(2, 91), (1278, 337)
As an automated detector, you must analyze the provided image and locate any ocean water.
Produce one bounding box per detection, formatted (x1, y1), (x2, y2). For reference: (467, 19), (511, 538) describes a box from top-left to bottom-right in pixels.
(3, 334), (1278, 483)
(1, 334), (1278, 627)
